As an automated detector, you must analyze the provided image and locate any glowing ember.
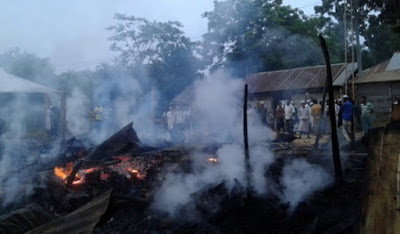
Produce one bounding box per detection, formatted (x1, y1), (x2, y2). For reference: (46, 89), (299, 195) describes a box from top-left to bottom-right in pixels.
(130, 169), (138, 173)
(54, 162), (97, 185)
(53, 157), (146, 186)
(54, 162), (73, 180)
(208, 157), (218, 163)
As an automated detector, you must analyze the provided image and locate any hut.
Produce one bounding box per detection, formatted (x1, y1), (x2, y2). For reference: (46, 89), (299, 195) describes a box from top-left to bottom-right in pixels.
(244, 63), (357, 111)
(0, 68), (66, 142)
(355, 52), (400, 126)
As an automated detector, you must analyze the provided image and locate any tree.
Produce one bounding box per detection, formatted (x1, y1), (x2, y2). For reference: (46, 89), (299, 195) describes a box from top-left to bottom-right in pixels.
(201, 0), (324, 77)
(315, 0), (400, 67)
(107, 14), (200, 113)
(0, 48), (56, 87)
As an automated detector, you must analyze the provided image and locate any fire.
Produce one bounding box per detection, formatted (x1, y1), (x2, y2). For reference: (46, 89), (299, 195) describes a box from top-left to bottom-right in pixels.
(54, 162), (95, 185)
(208, 157), (218, 163)
(53, 156), (145, 186)
(54, 162), (73, 180)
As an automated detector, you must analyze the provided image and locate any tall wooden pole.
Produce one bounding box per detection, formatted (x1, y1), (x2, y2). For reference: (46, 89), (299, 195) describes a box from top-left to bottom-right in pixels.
(350, 0), (355, 100)
(319, 34), (344, 184)
(354, 0), (362, 74)
(344, 0), (348, 95)
(243, 84), (251, 195)
(60, 89), (67, 147)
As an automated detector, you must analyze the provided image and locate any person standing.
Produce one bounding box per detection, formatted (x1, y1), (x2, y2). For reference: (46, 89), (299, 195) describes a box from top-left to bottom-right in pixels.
(311, 100), (322, 134)
(257, 101), (268, 126)
(341, 95), (353, 142)
(306, 100), (312, 133)
(337, 99), (343, 127)
(360, 96), (373, 137)
(292, 101), (299, 134)
(284, 99), (295, 136)
(166, 106), (175, 131)
(334, 100), (340, 127)
(275, 103), (285, 133)
(297, 100), (311, 139)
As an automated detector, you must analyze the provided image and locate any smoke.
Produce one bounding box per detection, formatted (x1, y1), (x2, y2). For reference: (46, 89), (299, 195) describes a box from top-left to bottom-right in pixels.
(152, 71), (276, 217)
(0, 94), (42, 208)
(280, 158), (333, 212)
(67, 88), (91, 136)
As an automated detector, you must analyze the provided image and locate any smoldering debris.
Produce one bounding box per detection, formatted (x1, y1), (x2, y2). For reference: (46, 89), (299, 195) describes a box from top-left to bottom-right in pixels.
(0, 116), (369, 233)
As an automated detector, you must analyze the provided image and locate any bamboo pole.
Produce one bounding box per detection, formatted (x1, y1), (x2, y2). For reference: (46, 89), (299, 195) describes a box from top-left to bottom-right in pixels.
(243, 84), (251, 195)
(319, 34), (344, 184)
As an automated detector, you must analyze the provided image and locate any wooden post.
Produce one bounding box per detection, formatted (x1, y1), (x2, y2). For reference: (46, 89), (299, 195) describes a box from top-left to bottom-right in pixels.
(59, 90), (67, 147)
(243, 84), (251, 195)
(319, 34), (344, 184)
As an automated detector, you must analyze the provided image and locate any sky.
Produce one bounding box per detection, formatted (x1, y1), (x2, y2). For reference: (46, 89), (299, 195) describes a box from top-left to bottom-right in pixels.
(0, 0), (319, 73)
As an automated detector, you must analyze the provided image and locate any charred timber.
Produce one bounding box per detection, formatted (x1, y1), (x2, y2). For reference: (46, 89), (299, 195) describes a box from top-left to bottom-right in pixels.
(243, 84), (252, 195)
(88, 122), (141, 161)
(318, 34), (343, 184)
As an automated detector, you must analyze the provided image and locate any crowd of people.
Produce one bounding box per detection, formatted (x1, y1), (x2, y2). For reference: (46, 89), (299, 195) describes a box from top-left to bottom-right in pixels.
(160, 92), (386, 143)
(253, 93), (376, 142)
(162, 106), (192, 142)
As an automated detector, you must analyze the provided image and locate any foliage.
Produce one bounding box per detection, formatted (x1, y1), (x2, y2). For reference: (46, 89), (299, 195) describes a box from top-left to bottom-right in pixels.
(107, 14), (201, 112)
(201, 0), (324, 77)
(315, 0), (400, 66)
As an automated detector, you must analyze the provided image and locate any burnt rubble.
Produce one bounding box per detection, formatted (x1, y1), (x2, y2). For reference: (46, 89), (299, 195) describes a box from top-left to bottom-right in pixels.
(0, 122), (369, 233)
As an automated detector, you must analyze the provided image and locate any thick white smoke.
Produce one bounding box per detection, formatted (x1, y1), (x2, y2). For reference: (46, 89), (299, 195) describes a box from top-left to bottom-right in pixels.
(280, 158), (333, 212)
(0, 94), (42, 207)
(67, 88), (91, 136)
(152, 71), (276, 217)
(64, 71), (168, 145)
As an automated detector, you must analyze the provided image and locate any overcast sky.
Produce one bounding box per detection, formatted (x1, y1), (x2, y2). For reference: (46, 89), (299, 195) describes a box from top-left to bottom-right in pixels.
(0, 0), (319, 73)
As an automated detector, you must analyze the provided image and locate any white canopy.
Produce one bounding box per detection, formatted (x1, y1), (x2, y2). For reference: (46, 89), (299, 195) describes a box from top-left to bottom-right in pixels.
(0, 68), (59, 94)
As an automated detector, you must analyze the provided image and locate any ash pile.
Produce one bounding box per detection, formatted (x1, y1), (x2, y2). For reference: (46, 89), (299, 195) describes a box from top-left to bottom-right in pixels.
(0, 122), (368, 233)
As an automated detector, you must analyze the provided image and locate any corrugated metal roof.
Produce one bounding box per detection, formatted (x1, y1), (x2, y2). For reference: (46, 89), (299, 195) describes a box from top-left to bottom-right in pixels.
(245, 63), (354, 94)
(386, 52), (400, 71)
(333, 63), (358, 86)
(0, 68), (59, 94)
(355, 71), (400, 84)
(355, 52), (400, 84)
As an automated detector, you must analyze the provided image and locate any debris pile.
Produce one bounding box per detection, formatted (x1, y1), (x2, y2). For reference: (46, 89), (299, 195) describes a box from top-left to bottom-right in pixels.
(0, 122), (369, 233)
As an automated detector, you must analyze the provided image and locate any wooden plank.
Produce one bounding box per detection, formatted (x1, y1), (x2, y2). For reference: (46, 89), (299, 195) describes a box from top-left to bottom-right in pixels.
(360, 123), (400, 234)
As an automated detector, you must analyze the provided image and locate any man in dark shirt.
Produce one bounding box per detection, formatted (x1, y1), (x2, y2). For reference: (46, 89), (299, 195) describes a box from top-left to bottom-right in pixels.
(257, 101), (268, 126)
(341, 95), (353, 142)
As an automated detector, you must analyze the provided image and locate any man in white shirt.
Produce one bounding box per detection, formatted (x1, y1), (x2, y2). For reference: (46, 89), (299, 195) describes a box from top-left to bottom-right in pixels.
(284, 99), (295, 136)
(166, 107), (175, 130)
(297, 100), (311, 139)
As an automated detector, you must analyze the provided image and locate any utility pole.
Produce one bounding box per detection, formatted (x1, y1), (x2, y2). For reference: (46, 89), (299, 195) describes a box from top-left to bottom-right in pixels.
(354, 0), (363, 74)
(350, 0), (355, 101)
(344, 0), (348, 95)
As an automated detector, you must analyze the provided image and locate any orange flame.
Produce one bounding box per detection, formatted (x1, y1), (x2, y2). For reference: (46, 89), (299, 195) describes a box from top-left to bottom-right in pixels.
(54, 157), (145, 186)
(54, 162), (93, 185)
(54, 162), (73, 180)
(208, 157), (218, 163)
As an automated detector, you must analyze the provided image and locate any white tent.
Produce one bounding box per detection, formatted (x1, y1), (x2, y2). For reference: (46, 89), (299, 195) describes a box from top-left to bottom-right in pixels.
(0, 68), (59, 94)
(0, 68), (66, 144)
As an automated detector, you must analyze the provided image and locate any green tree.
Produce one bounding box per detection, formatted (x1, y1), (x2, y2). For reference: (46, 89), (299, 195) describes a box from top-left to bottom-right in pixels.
(202, 0), (324, 77)
(315, 0), (400, 67)
(107, 14), (200, 113)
